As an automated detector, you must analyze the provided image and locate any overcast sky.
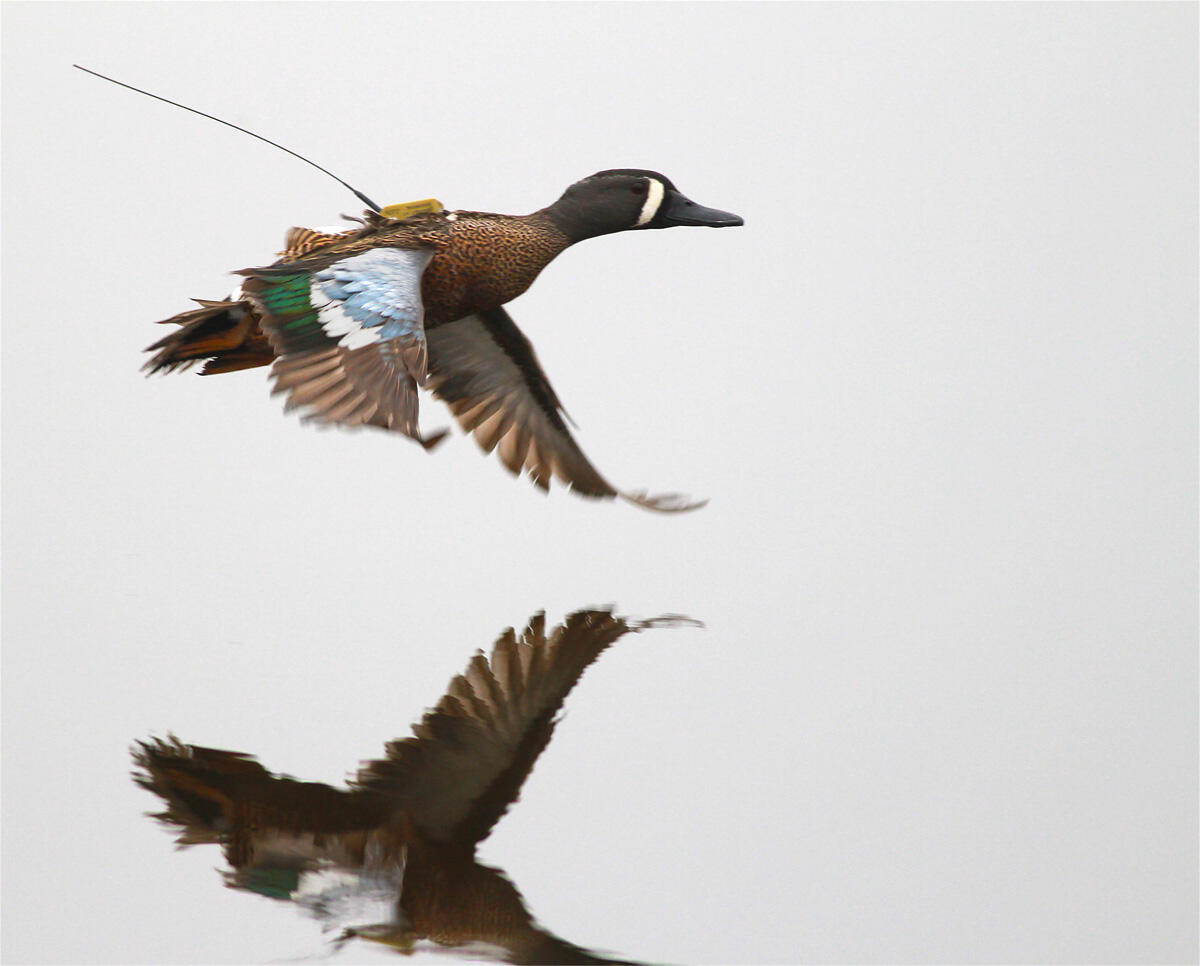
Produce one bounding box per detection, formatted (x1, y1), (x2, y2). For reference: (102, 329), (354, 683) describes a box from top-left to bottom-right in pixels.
(3, 3), (1196, 964)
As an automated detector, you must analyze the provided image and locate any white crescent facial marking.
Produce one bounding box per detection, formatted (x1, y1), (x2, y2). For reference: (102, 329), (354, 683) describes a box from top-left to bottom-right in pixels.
(635, 178), (665, 227)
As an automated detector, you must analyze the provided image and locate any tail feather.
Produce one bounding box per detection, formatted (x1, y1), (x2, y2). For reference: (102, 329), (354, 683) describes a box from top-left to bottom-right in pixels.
(133, 737), (388, 846)
(143, 300), (273, 375)
(132, 737), (251, 844)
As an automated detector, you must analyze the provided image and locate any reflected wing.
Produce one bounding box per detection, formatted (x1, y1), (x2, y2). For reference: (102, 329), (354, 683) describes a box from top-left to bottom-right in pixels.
(133, 738), (390, 877)
(354, 610), (693, 847)
(426, 308), (704, 512)
(238, 247), (438, 442)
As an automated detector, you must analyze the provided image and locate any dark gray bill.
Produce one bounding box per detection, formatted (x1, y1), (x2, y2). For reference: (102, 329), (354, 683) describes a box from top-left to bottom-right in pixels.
(661, 189), (744, 227)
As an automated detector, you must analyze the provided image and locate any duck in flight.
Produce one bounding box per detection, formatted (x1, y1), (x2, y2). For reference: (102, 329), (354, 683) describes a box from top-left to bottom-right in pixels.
(134, 609), (696, 963)
(145, 170), (742, 511)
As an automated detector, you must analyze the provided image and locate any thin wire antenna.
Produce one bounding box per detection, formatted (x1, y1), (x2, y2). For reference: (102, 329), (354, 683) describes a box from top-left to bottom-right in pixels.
(74, 65), (382, 212)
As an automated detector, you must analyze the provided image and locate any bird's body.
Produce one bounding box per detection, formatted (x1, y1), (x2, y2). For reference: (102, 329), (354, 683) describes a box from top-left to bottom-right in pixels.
(145, 170), (742, 510)
(134, 609), (693, 963)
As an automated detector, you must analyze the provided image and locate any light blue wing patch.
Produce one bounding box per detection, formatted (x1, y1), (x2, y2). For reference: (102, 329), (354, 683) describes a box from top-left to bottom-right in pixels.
(245, 245), (439, 440)
(312, 248), (434, 355)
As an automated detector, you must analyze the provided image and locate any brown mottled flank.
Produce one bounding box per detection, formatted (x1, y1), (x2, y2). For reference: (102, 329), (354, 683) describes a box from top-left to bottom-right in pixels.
(277, 225), (353, 259)
(144, 208), (569, 373)
(276, 208), (571, 326)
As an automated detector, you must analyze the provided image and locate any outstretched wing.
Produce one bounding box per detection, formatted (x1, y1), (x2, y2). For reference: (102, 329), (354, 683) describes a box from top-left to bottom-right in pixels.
(353, 609), (696, 848)
(427, 307), (705, 512)
(238, 247), (440, 444)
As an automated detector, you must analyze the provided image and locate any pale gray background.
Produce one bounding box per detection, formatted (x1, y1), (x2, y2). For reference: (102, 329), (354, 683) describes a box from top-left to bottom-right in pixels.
(2, 3), (1196, 964)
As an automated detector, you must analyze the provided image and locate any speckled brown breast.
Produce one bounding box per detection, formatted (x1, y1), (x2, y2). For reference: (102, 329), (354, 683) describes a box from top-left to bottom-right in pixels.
(420, 212), (570, 326)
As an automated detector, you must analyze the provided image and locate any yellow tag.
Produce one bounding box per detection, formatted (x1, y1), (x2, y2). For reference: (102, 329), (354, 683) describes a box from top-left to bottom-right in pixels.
(380, 198), (443, 220)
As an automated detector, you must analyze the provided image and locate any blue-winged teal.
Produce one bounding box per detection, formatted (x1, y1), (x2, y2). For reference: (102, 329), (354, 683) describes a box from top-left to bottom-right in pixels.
(134, 609), (693, 962)
(146, 170), (742, 511)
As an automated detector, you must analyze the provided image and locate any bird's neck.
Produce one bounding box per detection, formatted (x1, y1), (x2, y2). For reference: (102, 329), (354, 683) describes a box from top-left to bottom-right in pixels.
(534, 199), (612, 244)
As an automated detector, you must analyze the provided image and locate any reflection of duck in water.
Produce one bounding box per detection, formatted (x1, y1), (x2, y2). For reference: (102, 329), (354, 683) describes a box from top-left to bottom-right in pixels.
(134, 609), (696, 963)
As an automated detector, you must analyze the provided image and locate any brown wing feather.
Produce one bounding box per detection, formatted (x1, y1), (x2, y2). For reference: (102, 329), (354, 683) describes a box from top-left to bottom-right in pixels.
(352, 609), (691, 847)
(426, 308), (705, 512)
(239, 262), (445, 448)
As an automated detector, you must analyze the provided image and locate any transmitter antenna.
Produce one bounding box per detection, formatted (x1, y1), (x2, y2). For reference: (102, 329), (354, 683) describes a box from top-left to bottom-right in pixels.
(74, 65), (382, 211)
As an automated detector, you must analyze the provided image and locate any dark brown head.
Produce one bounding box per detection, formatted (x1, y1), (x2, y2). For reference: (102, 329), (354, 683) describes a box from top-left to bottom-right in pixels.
(542, 169), (743, 243)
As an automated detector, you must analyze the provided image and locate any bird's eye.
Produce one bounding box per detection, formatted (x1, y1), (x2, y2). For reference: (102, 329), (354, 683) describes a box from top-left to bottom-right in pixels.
(631, 182), (648, 195)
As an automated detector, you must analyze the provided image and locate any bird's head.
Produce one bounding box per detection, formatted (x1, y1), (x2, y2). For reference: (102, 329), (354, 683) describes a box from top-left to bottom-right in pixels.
(545, 169), (743, 242)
